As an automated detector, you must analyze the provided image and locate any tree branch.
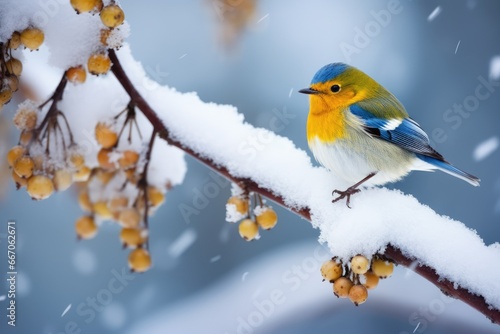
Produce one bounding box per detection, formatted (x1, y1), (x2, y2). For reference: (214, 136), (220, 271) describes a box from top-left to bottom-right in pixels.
(108, 49), (500, 325)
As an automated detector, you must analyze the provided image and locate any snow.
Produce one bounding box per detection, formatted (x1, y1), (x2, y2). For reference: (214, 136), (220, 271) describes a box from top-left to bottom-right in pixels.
(61, 304), (72, 317)
(1, 0), (500, 316)
(473, 137), (499, 161)
(427, 6), (442, 22)
(490, 56), (500, 80)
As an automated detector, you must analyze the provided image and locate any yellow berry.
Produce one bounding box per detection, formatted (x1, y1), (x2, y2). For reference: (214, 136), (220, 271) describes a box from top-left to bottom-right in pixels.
(351, 255), (370, 275)
(69, 154), (85, 169)
(238, 218), (259, 241)
(66, 66), (87, 84)
(13, 155), (34, 179)
(13, 107), (37, 131)
(362, 271), (379, 290)
(320, 259), (343, 282)
(20, 28), (44, 50)
(255, 208), (278, 230)
(128, 248), (151, 273)
(100, 5), (125, 28)
(19, 131), (33, 146)
(87, 53), (111, 75)
(7, 146), (25, 167)
(97, 148), (117, 170)
(95, 122), (118, 148)
(75, 216), (98, 240)
(0, 88), (13, 105)
(11, 170), (28, 189)
(371, 259), (394, 279)
(348, 284), (368, 306)
(74, 166), (91, 182)
(109, 196), (128, 212)
(118, 208), (141, 228)
(8, 31), (21, 49)
(120, 228), (145, 248)
(148, 186), (165, 207)
(333, 277), (353, 298)
(124, 168), (137, 184)
(78, 190), (93, 212)
(53, 169), (73, 191)
(6, 58), (22, 76)
(95, 169), (115, 184)
(227, 196), (248, 215)
(118, 150), (139, 169)
(93, 201), (112, 219)
(27, 175), (54, 200)
(5, 75), (19, 92)
(70, 0), (102, 13)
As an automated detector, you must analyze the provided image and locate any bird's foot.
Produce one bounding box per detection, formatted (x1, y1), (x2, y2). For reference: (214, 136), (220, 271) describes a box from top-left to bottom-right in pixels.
(332, 187), (361, 209)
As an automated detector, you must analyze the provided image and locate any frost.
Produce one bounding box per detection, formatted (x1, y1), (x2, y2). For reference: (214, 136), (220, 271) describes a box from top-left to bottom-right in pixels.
(225, 203), (245, 223)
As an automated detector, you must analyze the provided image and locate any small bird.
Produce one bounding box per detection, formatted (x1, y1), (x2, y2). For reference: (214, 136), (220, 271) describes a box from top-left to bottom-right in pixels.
(299, 63), (480, 207)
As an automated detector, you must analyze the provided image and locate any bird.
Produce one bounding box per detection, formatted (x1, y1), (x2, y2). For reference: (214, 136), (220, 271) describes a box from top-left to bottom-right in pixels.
(299, 62), (480, 208)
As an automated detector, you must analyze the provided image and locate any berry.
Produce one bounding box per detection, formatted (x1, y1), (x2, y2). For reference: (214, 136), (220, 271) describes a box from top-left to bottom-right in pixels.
(351, 255), (370, 275)
(0, 88), (13, 105)
(13, 155), (34, 179)
(95, 122), (118, 148)
(320, 259), (343, 282)
(74, 166), (91, 182)
(120, 228), (145, 248)
(75, 216), (98, 240)
(20, 28), (44, 50)
(109, 196), (129, 212)
(6, 58), (22, 76)
(128, 248), (151, 273)
(118, 150), (139, 169)
(148, 186), (165, 207)
(27, 175), (54, 200)
(371, 259), (394, 279)
(66, 66), (87, 84)
(333, 277), (353, 298)
(69, 154), (85, 169)
(95, 169), (115, 184)
(87, 53), (111, 75)
(97, 148), (117, 170)
(124, 168), (137, 184)
(348, 284), (368, 306)
(118, 208), (141, 228)
(78, 190), (93, 212)
(7, 146), (25, 167)
(8, 31), (21, 49)
(5, 75), (19, 92)
(93, 201), (112, 219)
(70, 0), (102, 13)
(238, 218), (259, 241)
(19, 131), (33, 146)
(255, 208), (278, 230)
(11, 170), (27, 189)
(227, 196), (248, 215)
(53, 169), (73, 191)
(100, 5), (125, 28)
(361, 271), (379, 290)
(13, 107), (37, 131)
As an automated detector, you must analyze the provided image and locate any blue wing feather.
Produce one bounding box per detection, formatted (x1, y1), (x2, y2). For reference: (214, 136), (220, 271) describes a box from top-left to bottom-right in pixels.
(350, 104), (444, 160)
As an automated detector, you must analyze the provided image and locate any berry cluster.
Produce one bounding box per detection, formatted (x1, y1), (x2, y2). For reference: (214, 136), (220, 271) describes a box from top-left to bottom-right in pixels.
(321, 255), (394, 306)
(226, 189), (278, 241)
(70, 0), (126, 76)
(1, 27), (44, 111)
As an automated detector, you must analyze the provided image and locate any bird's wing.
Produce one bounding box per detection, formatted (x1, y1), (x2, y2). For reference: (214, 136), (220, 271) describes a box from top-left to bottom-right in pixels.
(350, 104), (444, 160)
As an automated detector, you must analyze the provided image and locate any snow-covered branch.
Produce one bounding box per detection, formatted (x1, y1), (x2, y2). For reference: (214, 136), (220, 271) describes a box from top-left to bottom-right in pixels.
(108, 48), (500, 324)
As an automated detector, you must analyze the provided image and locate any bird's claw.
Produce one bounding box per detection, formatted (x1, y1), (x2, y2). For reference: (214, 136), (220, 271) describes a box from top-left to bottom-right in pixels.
(332, 187), (361, 208)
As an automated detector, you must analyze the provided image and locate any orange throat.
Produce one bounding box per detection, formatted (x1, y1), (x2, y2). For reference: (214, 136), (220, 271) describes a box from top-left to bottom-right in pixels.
(306, 97), (346, 144)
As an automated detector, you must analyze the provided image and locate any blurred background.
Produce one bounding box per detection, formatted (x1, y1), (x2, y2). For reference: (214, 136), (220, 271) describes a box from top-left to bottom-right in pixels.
(1, 0), (500, 333)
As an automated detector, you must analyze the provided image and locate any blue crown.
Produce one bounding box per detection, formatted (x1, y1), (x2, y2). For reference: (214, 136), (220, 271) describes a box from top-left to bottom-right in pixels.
(311, 63), (349, 85)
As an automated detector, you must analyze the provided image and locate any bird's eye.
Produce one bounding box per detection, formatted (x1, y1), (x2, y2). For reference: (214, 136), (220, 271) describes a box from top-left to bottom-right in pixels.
(331, 84), (341, 93)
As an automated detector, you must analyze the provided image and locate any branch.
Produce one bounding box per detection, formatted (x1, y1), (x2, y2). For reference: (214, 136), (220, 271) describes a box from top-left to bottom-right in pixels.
(108, 49), (500, 325)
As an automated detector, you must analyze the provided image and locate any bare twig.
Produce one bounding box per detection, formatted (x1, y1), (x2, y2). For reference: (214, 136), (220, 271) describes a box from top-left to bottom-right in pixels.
(108, 49), (500, 325)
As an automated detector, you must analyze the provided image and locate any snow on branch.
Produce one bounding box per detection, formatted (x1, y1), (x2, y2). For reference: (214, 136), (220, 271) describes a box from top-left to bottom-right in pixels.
(107, 48), (500, 323)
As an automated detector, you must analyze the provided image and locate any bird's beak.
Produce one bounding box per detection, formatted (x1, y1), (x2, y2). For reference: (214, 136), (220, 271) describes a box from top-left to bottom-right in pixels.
(298, 87), (320, 95)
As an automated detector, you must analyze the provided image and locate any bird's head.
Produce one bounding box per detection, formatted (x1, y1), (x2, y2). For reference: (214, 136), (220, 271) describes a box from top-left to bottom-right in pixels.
(299, 63), (380, 114)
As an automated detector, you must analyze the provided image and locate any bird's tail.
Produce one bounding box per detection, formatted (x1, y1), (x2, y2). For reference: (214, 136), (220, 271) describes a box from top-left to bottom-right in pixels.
(417, 155), (480, 187)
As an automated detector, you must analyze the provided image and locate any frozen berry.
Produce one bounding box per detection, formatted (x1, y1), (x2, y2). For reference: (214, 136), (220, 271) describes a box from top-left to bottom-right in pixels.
(66, 66), (87, 84)
(95, 122), (118, 148)
(11, 170), (27, 189)
(128, 248), (151, 273)
(371, 259), (394, 279)
(100, 5), (125, 28)
(93, 201), (112, 219)
(97, 148), (117, 170)
(78, 190), (93, 212)
(120, 228), (145, 248)
(118, 208), (141, 228)
(75, 216), (98, 240)
(13, 155), (34, 179)
(6, 58), (22, 76)
(238, 218), (259, 241)
(148, 186), (165, 207)
(27, 175), (54, 200)
(8, 31), (21, 49)
(74, 166), (91, 182)
(20, 28), (44, 50)
(87, 53), (111, 75)
(70, 0), (102, 13)
(351, 255), (369, 275)
(118, 150), (139, 169)
(13, 107), (37, 131)
(333, 277), (353, 298)
(320, 259), (343, 282)
(227, 196), (248, 215)
(361, 271), (379, 290)
(256, 208), (278, 230)
(348, 284), (368, 306)
(53, 169), (73, 191)
(7, 146), (25, 167)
